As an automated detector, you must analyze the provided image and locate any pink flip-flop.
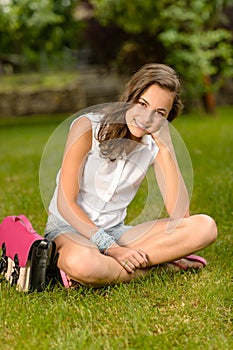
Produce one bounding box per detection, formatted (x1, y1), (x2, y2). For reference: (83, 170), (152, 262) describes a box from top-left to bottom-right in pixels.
(59, 269), (70, 288)
(59, 270), (81, 288)
(169, 254), (207, 270)
(186, 255), (207, 266)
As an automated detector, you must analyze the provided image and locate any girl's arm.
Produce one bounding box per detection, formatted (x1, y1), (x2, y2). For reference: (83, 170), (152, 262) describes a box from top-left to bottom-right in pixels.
(57, 116), (98, 237)
(152, 121), (190, 221)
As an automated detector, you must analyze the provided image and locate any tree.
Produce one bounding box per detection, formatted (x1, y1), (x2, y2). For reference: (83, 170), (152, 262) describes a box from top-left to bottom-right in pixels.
(90, 0), (233, 112)
(0, 0), (82, 70)
(158, 0), (233, 112)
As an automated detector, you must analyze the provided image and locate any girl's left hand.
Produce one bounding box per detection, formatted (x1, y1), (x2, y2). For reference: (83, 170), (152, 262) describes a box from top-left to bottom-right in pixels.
(151, 118), (171, 145)
(106, 244), (148, 273)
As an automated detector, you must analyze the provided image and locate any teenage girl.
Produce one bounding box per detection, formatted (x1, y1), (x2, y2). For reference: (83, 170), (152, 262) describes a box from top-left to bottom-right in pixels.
(44, 63), (217, 286)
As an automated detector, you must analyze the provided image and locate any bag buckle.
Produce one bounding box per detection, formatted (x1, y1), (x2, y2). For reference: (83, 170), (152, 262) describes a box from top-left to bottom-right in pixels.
(11, 254), (20, 286)
(0, 243), (8, 274)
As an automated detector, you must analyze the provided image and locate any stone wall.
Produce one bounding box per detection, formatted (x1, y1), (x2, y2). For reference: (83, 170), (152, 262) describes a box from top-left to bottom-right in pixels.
(0, 70), (125, 117)
(0, 85), (124, 117)
(0, 70), (231, 117)
(0, 87), (87, 116)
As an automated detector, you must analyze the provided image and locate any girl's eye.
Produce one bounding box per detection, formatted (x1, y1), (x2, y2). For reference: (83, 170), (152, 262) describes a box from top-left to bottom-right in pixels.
(138, 101), (147, 108)
(154, 110), (166, 118)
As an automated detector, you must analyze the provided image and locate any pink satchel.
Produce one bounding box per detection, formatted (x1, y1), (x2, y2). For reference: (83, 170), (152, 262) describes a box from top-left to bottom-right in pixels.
(0, 215), (69, 291)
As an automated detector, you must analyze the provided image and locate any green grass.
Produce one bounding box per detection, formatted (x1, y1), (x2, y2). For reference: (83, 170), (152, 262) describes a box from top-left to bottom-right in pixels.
(0, 107), (232, 350)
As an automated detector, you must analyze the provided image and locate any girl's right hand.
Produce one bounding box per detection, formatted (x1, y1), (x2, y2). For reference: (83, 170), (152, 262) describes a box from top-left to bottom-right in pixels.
(106, 244), (148, 273)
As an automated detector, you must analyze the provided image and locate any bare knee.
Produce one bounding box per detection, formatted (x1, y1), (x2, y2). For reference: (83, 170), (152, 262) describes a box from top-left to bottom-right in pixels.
(59, 248), (105, 285)
(194, 214), (218, 245)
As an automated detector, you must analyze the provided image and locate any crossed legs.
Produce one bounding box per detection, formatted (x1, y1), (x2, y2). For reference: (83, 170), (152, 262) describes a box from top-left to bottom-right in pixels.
(55, 214), (217, 287)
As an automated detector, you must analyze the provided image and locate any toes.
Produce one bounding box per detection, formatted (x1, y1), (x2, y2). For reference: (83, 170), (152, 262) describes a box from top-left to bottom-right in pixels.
(179, 258), (204, 269)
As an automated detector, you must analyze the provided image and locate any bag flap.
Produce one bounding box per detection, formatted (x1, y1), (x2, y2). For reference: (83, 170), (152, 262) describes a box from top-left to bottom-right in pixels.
(0, 215), (43, 267)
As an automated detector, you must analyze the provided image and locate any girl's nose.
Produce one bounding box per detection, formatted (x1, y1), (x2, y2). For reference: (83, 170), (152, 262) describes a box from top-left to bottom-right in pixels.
(137, 106), (152, 124)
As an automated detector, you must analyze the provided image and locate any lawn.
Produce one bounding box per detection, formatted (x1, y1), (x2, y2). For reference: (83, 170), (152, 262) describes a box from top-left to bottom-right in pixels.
(0, 107), (232, 350)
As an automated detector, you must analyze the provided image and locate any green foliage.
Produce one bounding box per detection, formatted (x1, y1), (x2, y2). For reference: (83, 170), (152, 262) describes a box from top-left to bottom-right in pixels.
(158, 1), (233, 98)
(90, 0), (233, 104)
(160, 29), (232, 95)
(91, 0), (161, 33)
(0, 0), (83, 70)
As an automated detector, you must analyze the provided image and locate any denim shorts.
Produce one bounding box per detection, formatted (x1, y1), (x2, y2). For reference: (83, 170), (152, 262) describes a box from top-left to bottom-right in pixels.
(44, 214), (132, 243)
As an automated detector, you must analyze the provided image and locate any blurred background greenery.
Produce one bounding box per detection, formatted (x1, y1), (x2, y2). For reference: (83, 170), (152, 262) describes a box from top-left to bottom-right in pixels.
(0, 0), (232, 116)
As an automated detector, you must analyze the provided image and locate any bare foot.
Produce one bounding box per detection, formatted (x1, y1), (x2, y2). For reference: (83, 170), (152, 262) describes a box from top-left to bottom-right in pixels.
(161, 258), (205, 272)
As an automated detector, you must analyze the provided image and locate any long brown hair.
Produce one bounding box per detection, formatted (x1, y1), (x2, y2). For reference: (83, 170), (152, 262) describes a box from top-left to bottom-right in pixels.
(97, 63), (183, 160)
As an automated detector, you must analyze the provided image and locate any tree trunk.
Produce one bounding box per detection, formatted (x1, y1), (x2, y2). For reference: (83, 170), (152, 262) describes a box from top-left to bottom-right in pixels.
(202, 75), (216, 114)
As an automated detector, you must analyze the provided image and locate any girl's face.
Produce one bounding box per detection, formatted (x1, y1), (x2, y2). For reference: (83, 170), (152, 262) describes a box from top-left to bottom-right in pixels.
(125, 84), (175, 141)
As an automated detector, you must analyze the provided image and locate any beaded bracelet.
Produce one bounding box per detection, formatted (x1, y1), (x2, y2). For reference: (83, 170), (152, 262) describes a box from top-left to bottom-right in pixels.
(90, 228), (115, 254)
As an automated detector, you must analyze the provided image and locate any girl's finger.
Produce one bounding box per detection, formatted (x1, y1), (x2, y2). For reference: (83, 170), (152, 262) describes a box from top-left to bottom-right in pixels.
(138, 250), (148, 262)
(121, 260), (135, 273)
(129, 253), (147, 268)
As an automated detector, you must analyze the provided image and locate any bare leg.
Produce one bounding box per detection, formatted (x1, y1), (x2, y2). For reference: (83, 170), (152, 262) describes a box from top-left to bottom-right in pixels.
(55, 234), (149, 286)
(55, 214), (217, 286)
(120, 214), (217, 265)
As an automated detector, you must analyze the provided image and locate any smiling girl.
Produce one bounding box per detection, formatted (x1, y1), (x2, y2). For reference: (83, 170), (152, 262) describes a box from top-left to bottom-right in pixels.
(44, 63), (217, 286)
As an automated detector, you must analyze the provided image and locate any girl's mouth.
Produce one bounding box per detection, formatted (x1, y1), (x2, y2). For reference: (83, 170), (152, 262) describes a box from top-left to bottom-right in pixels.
(134, 119), (149, 130)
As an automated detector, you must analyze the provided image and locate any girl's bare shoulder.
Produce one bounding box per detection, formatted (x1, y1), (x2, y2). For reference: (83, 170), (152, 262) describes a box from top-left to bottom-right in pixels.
(70, 115), (93, 135)
(64, 116), (93, 154)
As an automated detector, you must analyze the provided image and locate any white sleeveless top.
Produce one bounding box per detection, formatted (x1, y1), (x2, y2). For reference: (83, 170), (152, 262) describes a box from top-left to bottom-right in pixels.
(49, 113), (159, 229)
